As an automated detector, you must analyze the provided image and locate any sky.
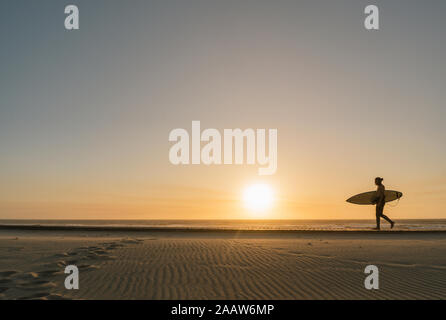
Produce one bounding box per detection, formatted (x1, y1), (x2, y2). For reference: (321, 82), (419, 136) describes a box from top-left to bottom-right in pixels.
(0, 0), (445, 219)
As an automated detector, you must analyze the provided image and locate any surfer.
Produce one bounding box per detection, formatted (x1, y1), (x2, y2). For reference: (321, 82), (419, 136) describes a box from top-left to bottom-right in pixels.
(372, 177), (395, 230)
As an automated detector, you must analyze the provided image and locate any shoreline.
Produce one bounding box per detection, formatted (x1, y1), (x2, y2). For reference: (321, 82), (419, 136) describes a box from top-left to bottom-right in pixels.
(1, 224), (446, 234)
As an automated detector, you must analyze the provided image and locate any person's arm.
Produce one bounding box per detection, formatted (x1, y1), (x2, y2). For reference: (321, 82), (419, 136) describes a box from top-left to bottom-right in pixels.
(376, 186), (385, 204)
(372, 186), (385, 205)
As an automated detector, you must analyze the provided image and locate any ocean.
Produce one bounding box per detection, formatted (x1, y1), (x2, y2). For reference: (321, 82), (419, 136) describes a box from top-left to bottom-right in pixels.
(1, 219), (446, 231)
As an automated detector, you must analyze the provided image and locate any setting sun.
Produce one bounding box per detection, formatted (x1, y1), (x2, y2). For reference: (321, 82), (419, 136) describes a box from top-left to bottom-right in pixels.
(243, 184), (274, 212)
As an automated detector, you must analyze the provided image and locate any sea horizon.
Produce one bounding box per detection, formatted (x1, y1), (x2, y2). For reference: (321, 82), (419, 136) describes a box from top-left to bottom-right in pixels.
(1, 219), (446, 231)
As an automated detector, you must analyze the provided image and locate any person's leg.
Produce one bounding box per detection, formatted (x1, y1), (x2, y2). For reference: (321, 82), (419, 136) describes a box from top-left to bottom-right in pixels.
(379, 204), (395, 229)
(381, 214), (392, 224)
(375, 205), (381, 229)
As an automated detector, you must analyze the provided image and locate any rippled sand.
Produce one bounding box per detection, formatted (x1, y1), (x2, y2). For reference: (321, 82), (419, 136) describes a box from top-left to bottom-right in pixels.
(1, 230), (445, 299)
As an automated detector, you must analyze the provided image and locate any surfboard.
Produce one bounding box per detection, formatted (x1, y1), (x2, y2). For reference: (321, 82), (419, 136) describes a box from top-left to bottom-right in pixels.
(346, 190), (403, 205)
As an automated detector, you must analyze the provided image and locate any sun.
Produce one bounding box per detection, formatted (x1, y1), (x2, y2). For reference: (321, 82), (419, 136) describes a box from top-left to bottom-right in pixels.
(243, 184), (274, 212)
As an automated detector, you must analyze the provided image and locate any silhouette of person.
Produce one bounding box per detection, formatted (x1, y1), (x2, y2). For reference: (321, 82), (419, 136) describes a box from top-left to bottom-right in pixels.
(372, 177), (395, 230)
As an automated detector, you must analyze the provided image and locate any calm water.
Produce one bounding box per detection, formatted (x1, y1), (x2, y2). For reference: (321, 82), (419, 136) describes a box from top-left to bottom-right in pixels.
(1, 219), (446, 231)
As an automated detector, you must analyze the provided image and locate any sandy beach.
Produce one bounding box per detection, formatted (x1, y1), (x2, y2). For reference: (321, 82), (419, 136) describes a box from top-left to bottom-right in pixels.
(0, 228), (445, 300)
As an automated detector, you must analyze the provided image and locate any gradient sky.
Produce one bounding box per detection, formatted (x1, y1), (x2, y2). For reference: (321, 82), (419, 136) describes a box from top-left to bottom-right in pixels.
(1, 0), (445, 219)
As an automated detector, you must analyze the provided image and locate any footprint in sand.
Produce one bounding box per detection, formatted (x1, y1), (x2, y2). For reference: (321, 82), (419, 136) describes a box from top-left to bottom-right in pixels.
(54, 261), (68, 268)
(25, 280), (57, 289)
(65, 259), (79, 265)
(0, 271), (18, 277)
(78, 264), (100, 271)
(22, 272), (40, 280)
(38, 270), (60, 276)
(46, 293), (70, 300)
(42, 261), (68, 269)
(105, 244), (124, 250)
(93, 249), (107, 254)
(18, 292), (50, 300)
(30, 279), (54, 285)
(121, 238), (144, 244)
(0, 279), (12, 285)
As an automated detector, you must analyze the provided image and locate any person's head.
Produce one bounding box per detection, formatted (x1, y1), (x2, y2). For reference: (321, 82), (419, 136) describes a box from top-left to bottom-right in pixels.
(375, 177), (384, 186)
